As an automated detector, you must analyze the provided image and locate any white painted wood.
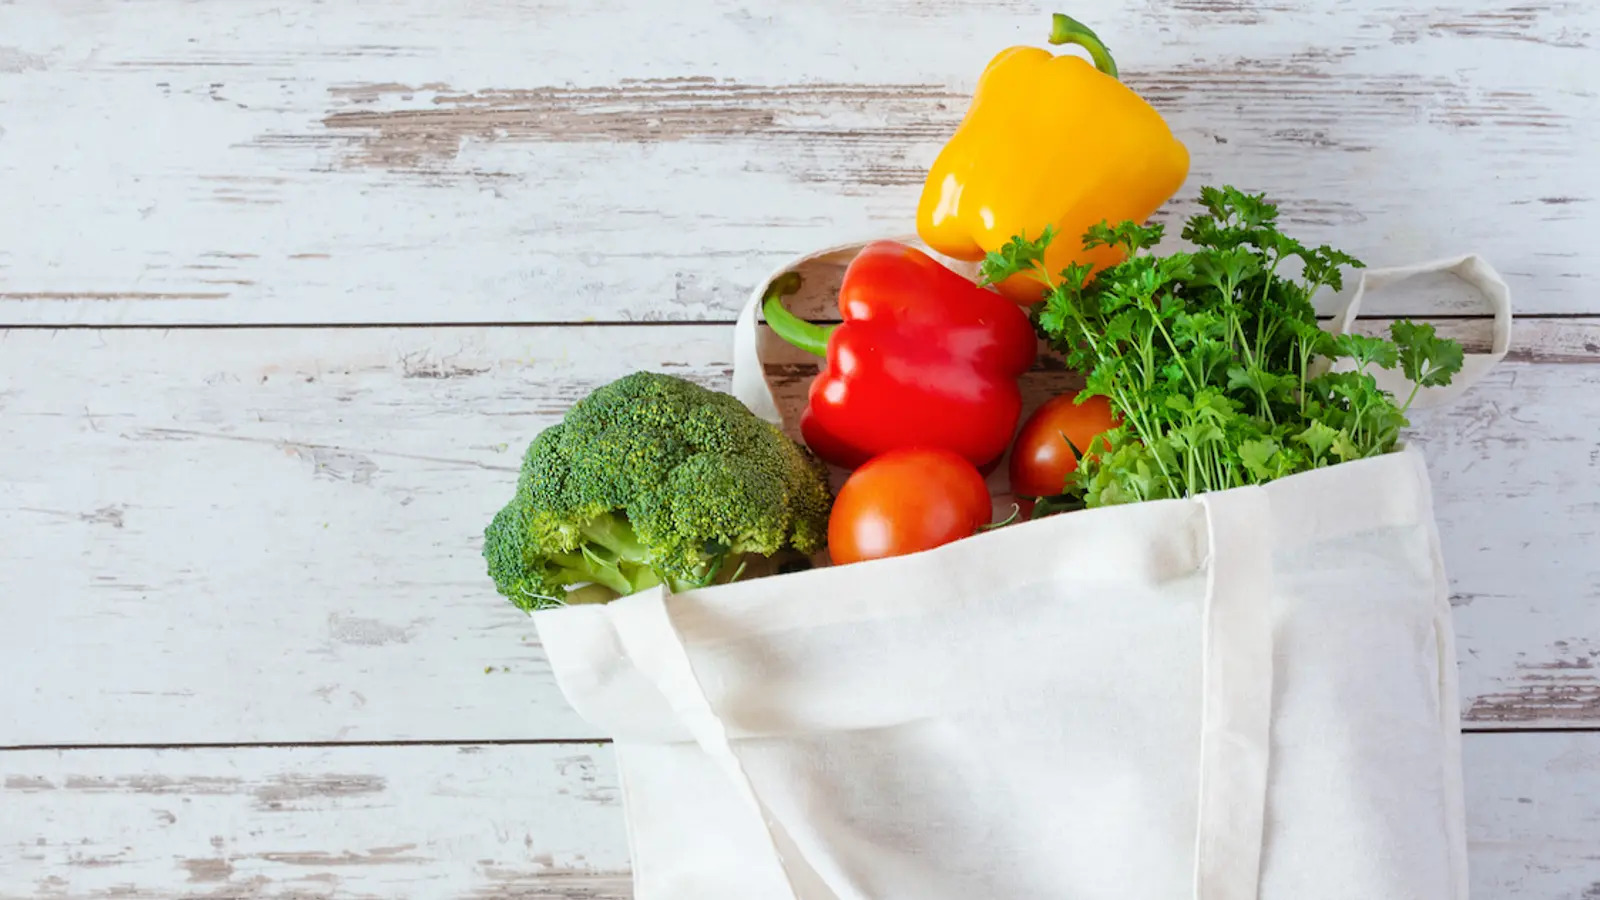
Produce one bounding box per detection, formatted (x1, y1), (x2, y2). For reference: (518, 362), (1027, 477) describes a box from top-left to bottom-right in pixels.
(1, 1), (1594, 891)
(2, 733), (1598, 898)
(1463, 732), (1600, 900)
(2, 322), (1596, 745)
(0, 743), (629, 899)
(1, 0), (1595, 325)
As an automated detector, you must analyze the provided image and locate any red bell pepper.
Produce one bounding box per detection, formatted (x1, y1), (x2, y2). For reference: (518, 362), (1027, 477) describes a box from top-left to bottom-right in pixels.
(762, 240), (1038, 469)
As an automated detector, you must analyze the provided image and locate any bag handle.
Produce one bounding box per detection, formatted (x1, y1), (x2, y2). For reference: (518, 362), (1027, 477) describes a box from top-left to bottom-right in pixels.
(1193, 488), (1275, 900)
(1326, 254), (1513, 410)
(732, 255), (791, 426)
(605, 590), (841, 900)
(745, 249), (1513, 420)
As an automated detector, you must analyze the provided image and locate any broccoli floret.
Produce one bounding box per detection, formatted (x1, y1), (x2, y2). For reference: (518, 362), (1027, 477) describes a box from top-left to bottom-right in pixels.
(484, 371), (832, 611)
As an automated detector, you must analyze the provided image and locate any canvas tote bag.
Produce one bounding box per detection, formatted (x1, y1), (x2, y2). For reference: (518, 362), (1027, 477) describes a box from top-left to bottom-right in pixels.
(534, 240), (1512, 900)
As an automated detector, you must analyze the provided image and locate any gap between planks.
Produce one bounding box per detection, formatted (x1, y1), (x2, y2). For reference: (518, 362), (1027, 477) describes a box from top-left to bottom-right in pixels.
(0, 312), (1571, 331)
(2, 319), (1589, 744)
(0, 739), (602, 753)
(9, 723), (1600, 754)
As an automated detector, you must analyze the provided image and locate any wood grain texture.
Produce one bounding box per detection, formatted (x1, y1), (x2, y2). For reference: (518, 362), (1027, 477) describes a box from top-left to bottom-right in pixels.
(0, 743), (628, 899)
(2, 2), (1594, 894)
(2, 320), (1596, 745)
(0, 0), (1595, 325)
(2, 733), (1599, 898)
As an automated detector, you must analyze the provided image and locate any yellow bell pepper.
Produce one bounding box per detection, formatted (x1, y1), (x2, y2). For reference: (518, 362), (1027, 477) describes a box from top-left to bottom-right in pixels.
(917, 14), (1191, 303)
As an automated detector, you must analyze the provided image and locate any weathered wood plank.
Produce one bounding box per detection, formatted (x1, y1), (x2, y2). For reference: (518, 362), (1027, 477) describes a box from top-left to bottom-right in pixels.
(2, 733), (1599, 898)
(0, 0), (1594, 325)
(0, 743), (629, 899)
(1465, 733), (1600, 900)
(0, 320), (1595, 744)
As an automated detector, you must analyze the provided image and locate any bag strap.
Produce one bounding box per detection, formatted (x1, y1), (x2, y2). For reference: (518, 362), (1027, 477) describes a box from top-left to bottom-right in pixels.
(746, 249), (1513, 419)
(732, 255), (792, 425)
(1194, 487), (1275, 900)
(605, 590), (840, 900)
(1326, 254), (1513, 410)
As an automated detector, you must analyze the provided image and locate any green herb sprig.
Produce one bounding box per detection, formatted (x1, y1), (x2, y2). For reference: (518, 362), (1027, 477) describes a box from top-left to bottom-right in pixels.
(981, 186), (1465, 507)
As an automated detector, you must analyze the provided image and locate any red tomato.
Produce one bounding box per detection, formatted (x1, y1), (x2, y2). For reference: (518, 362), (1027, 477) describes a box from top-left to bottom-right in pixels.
(828, 448), (991, 565)
(1008, 392), (1118, 498)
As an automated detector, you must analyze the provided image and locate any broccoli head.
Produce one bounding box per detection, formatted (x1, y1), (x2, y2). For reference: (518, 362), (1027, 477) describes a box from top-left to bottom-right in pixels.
(484, 371), (832, 610)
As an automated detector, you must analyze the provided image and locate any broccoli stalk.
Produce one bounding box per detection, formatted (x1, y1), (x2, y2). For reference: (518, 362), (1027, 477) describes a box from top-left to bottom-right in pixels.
(565, 511), (658, 595)
(483, 372), (832, 611)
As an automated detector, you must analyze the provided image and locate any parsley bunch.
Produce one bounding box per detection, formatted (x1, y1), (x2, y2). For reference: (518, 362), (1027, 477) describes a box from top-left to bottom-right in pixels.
(981, 186), (1464, 507)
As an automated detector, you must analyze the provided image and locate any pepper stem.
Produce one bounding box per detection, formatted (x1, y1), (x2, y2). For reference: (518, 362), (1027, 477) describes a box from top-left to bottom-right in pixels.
(1049, 13), (1119, 80)
(761, 271), (833, 358)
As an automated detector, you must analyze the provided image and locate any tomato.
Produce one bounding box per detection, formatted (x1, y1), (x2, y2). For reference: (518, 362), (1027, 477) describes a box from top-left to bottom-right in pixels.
(1008, 392), (1118, 498)
(828, 448), (991, 565)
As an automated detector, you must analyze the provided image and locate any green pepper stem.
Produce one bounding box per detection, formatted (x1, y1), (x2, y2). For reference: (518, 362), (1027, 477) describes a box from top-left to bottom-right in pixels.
(761, 271), (833, 358)
(1049, 13), (1119, 80)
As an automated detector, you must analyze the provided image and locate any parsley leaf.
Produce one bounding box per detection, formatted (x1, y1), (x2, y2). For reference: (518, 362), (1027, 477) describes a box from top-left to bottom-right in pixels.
(1238, 438), (1283, 481)
(1392, 321), (1466, 390)
(978, 226), (1057, 288)
(1293, 420), (1340, 462)
(1333, 333), (1400, 372)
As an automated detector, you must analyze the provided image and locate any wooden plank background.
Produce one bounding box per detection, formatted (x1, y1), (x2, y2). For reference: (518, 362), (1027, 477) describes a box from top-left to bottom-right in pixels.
(1, 734), (1598, 899)
(0, 0), (1595, 324)
(2, 320), (1598, 745)
(2, 0), (1598, 897)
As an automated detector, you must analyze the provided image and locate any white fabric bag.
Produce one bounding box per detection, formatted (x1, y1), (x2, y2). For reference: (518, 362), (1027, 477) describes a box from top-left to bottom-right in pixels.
(534, 241), (1512, 900)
